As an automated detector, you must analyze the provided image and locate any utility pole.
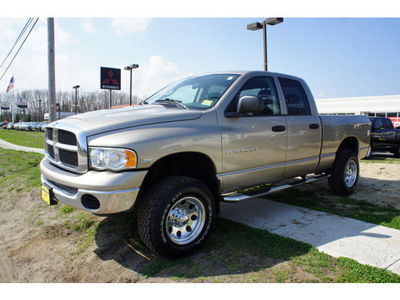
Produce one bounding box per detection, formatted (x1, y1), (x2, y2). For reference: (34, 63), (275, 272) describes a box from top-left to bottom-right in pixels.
(47, 18), (57, 122)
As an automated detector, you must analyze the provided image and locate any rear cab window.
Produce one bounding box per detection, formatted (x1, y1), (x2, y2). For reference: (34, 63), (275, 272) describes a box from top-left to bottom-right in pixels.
(278, 77), (311, 116)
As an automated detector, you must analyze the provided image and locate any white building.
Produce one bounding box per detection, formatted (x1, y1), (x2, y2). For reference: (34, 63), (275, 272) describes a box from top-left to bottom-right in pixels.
(315, 95), (400, 127)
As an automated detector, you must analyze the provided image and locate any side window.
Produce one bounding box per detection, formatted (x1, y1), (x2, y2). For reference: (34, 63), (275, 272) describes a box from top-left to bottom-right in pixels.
(374, 119), (383, 129)
(230, 76), (280, 116)
(279, 77), (311, 115)
(382, 118), (394, 129)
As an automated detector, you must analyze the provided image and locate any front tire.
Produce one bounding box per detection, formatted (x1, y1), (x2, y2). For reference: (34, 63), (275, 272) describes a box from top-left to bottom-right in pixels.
(328, 149), (359, 196)
(137, 176), (215, 258)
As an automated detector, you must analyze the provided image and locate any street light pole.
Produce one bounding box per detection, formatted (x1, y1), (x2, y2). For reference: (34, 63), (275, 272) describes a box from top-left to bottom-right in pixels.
(263, 23), (267, 71)
(73, 85), (80, 114)
(124, 64), (139, 105)
(247, 18), (283, 71)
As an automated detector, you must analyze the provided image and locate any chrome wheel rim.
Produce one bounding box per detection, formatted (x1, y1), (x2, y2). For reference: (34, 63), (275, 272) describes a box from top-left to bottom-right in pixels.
(344, 160), (357, 188)
(165, 196), (206, 245)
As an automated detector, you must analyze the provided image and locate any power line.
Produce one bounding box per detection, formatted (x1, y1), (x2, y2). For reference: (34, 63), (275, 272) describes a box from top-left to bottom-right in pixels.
(0, 18), (33, 69)
(0, 18), (39, 82)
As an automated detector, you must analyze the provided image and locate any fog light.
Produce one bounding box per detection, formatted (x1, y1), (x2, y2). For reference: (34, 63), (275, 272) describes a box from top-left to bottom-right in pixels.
(81, 194), (100, 210)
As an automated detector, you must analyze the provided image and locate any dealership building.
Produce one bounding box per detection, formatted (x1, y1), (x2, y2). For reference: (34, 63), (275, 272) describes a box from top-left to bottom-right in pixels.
(315, 95), (400, 127)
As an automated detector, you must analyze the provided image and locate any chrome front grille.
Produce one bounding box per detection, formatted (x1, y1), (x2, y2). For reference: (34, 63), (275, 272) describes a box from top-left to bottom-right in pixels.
(59, 148), (79, 167)
(58, 129), (77, 145)
(45, 123), (88, 173)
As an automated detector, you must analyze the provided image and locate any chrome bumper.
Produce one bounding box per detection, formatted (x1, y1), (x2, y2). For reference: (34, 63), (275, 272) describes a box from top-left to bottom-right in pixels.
(40, 158), (148, 215)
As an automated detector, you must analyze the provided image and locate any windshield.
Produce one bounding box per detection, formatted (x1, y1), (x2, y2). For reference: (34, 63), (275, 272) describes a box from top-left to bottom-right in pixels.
(145, 73), (240, 110)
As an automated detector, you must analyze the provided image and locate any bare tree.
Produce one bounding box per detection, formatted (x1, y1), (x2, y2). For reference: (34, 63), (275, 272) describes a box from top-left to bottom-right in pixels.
(1, 88), (142, 122)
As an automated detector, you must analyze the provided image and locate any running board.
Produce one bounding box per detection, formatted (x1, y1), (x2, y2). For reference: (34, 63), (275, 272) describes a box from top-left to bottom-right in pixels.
(222, 174), (330, 202)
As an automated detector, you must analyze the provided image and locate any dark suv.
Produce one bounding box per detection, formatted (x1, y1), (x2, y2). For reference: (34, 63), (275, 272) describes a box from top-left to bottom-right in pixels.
(369, 117), (400, 157)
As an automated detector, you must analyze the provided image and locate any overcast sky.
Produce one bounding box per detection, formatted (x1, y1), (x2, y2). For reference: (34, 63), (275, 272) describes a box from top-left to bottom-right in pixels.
(1, 1), (399, 100)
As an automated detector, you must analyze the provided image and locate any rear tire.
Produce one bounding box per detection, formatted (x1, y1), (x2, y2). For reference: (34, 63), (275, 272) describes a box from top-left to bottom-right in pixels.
(137, 176), (215, 258)
(328, 149), (359, 196)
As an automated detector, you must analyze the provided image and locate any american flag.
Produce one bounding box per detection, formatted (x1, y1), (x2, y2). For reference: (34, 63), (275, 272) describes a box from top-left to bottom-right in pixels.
(6, 76), (14, 92)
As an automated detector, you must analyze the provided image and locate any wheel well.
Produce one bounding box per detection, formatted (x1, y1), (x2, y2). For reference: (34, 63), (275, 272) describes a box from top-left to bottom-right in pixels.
(136, 152), (220, 213)
(337, 137), (359, 155)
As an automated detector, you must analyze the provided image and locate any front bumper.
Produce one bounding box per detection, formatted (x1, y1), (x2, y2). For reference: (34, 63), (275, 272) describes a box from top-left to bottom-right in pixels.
(40, 158), (148, 215)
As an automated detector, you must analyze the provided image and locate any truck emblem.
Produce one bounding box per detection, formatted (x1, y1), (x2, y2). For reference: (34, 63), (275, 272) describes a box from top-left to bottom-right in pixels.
(140, 158), (152, 165)
(225, 147), (257, 155)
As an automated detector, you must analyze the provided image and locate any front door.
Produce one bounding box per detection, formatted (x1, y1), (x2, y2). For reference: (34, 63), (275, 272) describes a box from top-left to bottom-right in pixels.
(218, 76), (288, 193)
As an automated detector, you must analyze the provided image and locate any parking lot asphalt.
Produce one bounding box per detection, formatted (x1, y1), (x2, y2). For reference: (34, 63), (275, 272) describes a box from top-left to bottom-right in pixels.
(0, 138), (45, 155)
(221, 197), (400, 275)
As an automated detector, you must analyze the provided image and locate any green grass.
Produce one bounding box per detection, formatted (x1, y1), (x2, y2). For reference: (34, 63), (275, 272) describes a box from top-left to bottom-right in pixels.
(0, 148), (43, 193)
(336, 257), (400, 283)
(362, 158), (400, 164)
(0, 129), (45, 149)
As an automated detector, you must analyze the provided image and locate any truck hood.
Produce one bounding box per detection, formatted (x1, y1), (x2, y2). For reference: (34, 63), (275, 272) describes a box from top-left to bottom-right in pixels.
(54, 105), (203, 136)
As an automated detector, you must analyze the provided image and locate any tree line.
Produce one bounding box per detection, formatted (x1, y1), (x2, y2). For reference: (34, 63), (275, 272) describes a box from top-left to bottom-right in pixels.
(0, 89), (140, 122)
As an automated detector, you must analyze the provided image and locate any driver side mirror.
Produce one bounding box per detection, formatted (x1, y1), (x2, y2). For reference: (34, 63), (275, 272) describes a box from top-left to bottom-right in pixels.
(225, 96), (264, 118)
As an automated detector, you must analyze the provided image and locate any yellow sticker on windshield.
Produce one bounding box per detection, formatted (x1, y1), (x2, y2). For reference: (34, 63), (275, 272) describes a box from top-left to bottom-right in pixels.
(201, 100), (213, 106)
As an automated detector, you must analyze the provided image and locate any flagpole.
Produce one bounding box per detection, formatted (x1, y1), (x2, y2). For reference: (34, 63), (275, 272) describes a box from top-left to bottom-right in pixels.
(12, 74), (15, 123)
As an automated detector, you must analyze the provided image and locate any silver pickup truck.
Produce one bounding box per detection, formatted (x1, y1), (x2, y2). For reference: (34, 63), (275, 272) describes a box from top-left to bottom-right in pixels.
(40, 71), (370, 258)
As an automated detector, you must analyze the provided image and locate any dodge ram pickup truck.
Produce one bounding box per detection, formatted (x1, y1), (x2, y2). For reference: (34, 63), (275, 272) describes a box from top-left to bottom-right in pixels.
(40, 71), (371, 258)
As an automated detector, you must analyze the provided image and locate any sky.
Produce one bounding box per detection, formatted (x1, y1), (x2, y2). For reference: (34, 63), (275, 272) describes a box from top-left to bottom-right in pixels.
(0, 1), (400, 101)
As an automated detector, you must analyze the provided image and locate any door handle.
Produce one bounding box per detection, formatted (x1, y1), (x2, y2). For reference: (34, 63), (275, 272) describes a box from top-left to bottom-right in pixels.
(272, 125), (286, 132)
(309, 123), (320, 129)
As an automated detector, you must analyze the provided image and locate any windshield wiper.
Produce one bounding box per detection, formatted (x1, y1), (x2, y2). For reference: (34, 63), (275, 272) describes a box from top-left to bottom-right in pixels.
(155, 98), (189, 110)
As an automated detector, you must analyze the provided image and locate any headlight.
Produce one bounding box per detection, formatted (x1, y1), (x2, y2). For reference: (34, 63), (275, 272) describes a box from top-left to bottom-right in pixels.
(89, 147), (137, 171)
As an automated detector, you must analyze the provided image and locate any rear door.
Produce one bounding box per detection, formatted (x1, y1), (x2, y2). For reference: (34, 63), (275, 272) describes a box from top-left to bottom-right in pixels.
(277, 76), (322, 178)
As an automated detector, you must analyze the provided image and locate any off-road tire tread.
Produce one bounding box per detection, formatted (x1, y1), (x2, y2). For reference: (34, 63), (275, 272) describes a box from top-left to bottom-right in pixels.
(137, 176), (214, 258)
(328, 149), (359, 196)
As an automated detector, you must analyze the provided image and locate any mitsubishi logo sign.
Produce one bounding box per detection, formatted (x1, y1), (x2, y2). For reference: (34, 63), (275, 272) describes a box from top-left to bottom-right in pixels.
(100, 67), (121, 90)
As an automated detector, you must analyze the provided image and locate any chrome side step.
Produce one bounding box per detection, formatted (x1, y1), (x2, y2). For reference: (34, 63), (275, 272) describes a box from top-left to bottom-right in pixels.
(222, 174), (330, 202)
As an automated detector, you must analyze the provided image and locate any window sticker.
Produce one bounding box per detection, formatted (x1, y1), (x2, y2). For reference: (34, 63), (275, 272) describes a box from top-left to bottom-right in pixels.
(201, 100), (213, 106)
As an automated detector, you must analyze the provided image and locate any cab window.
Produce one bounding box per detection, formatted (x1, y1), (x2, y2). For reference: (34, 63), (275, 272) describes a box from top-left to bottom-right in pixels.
(279, 77), (311, 115)
(228, 76), (280, 116)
